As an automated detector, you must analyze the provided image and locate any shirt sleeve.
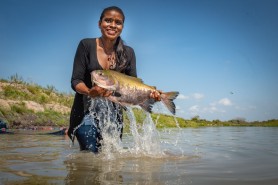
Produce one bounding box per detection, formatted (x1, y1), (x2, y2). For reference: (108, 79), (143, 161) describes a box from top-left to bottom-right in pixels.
(71, 40), (88, 91)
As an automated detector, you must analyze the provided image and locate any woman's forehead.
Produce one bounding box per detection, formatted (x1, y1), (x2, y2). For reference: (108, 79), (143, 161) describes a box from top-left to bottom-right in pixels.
(103, 10), (124, 20)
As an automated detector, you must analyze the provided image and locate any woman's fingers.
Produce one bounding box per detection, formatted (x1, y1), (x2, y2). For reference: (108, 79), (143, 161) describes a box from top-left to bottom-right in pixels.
(150, 90), (161, 101)
(102, 90), (113, 97)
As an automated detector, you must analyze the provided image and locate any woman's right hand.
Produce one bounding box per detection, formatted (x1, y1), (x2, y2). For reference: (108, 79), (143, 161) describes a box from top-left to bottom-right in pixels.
(88, 85), (113, 97)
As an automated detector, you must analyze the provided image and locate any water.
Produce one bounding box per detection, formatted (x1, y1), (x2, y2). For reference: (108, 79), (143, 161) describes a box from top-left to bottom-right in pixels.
(0, 125), (278, 184)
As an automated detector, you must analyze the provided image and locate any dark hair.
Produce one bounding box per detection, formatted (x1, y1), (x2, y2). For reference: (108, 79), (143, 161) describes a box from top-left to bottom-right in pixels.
(99, 6), (125, 23)
(99, 6), (128, 72)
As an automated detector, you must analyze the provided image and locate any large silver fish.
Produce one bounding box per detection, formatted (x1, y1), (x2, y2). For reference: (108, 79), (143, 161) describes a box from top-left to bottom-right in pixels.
(91, 70), (179, 115)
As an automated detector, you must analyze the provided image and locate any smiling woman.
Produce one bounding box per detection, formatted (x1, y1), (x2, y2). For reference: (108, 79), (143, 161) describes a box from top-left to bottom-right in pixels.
(68, 6), (133, 153)
(68, 6), (162, 153)
(98, 7), (125, 70)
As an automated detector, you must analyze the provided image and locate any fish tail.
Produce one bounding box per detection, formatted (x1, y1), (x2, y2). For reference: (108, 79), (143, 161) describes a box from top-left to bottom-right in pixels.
(161, 91), (179, 115)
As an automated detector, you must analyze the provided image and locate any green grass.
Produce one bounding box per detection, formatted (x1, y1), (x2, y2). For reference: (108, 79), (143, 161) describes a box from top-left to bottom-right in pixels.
(1, 75), (277, 129)
(36, 110), (70, 126)
(0, 75), (73, 128)
(11, 104), (32, 114)
(0, 77), (74, 106)
(3, 85), (30, 100)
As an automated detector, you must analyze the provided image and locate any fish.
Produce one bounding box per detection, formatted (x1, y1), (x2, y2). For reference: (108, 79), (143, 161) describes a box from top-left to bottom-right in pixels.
(91, 70), (179, 115)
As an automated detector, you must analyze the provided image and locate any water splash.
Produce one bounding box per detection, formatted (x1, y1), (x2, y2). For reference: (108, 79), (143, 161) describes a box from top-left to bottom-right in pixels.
(85, 99), (184, 159)
(125, 107), (163, 156)
(89, 98), (123, 159)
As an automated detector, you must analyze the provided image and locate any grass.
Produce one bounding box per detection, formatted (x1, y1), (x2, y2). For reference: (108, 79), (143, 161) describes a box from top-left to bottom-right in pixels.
(3, 85), (30, 100)
(1, 75), (278, 129)
(0, 75), (73, 128)
(36, 110), (70, 126)
(0, 78), (74, 107)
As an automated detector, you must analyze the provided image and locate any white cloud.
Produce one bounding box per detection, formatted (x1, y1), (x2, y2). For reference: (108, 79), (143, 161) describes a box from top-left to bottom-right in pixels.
(175, 105), (182, 110)
(193, 93), (204, 100)
(209, 106), (218, 112)
(189, 105), (200, 112)
(218, 98), (232, 106)
(204, 106), (226, 113)
(177, 94), (189, 100)
(174, 105), (185, 114)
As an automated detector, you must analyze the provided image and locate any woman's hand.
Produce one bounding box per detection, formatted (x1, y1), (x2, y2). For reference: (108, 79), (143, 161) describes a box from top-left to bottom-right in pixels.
(88, 85), (113, 97)
(150, 90), (162, 101)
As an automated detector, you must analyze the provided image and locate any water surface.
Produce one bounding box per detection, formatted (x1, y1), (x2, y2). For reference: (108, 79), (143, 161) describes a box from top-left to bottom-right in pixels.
(0, 127), (277, 185)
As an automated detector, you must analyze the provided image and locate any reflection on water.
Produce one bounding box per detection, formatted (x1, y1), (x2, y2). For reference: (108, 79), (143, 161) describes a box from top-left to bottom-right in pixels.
(0, 127), (278, 185)
(64, 152), (193, 185)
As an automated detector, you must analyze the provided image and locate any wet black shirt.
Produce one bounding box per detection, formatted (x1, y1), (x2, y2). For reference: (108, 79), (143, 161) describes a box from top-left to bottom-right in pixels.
(68, 38), (137, 141)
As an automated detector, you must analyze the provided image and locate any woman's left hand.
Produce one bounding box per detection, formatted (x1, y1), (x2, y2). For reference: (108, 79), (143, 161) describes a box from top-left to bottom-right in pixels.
(150, 90), (162, 101)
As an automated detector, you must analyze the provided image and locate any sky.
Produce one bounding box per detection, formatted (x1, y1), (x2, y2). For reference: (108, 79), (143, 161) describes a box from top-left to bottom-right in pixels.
(1, 0), (277, 121)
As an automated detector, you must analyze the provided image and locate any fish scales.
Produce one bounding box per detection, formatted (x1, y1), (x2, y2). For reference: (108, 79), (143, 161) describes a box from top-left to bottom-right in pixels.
(91, 70), (179, 114)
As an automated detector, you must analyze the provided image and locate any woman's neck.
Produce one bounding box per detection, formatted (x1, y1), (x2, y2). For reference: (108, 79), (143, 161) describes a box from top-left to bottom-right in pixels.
(100, 37), (116, 53)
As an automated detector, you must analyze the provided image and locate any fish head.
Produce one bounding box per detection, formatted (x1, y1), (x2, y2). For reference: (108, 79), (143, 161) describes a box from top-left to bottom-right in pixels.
(91, 70), (117, 91)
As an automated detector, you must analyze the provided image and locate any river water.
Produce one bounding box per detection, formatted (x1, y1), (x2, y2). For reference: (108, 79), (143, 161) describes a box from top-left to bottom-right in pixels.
(0, 126), (277, 185)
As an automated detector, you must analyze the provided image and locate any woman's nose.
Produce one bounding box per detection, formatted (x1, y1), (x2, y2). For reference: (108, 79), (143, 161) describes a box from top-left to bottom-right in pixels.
(110, 21), (116, 27)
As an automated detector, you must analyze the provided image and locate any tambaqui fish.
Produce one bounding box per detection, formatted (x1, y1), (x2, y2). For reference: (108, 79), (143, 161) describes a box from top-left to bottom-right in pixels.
(91, 70), (179, 115)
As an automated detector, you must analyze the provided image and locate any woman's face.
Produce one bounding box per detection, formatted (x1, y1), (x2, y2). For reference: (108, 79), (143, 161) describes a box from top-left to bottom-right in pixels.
(99, 10), (124, 41)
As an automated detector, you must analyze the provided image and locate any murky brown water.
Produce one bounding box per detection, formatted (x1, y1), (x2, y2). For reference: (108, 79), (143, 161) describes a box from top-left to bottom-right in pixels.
(0, 127), (278, 185)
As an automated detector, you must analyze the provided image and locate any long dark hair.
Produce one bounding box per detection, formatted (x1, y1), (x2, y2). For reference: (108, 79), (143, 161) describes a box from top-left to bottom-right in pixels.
(99, 6), (129, 72)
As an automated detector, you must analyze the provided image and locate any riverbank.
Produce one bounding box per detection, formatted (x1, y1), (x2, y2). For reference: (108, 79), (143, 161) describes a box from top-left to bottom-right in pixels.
(1, 76), (277, 130)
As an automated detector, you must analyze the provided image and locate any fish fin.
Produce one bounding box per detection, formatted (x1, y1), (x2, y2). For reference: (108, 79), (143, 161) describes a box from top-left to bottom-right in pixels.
(161, 91), (179, 115)
(107, 96), (127, 110)
(112, 91), (121, 97)
(121, 105), (127, 111)
(115, 102), (127, 111)
(139, 98), (156, 113)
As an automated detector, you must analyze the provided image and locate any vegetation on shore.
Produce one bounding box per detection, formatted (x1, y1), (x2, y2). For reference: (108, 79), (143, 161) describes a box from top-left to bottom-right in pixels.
(0, 74), (277, 130)
(0, 74), (72, 129)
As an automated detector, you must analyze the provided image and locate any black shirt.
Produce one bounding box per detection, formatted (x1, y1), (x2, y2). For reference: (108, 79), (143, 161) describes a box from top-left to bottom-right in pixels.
(68, 38), (137, 141)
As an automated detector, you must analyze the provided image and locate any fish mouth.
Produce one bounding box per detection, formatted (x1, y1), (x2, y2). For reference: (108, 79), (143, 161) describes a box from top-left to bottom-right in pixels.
(91, 70), (117, 90)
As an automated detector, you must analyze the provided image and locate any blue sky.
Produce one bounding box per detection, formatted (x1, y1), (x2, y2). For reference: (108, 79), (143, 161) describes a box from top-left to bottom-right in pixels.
(1, 0), (277, 121)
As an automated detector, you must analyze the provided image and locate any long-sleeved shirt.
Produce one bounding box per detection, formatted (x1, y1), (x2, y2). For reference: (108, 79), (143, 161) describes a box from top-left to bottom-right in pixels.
(68, 38), (137, 141)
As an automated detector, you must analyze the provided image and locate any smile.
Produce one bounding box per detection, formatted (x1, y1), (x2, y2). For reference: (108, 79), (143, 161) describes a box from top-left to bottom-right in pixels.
(107, 29), (117, 35)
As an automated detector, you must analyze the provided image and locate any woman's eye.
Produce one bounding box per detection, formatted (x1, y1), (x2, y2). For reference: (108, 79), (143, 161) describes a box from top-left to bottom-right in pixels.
(104, 18), (112, 23)
(115, 20), (123, 25)
(103, 18), (123, 26)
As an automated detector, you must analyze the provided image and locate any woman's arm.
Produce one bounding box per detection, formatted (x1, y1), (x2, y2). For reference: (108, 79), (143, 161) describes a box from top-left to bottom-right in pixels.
(75, 82), (112, 98)
(71, 40), (112, 98)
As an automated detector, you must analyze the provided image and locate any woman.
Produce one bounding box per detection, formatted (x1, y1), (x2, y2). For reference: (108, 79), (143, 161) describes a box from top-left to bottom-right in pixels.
(68, 6), (160, 153)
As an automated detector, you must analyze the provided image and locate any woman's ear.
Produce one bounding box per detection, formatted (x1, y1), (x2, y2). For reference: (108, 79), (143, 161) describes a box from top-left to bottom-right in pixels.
(98, 21), (101, 28)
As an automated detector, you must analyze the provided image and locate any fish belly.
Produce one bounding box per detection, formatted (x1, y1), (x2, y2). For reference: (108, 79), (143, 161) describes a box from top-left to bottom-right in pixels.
(112, 86), (151, 106)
